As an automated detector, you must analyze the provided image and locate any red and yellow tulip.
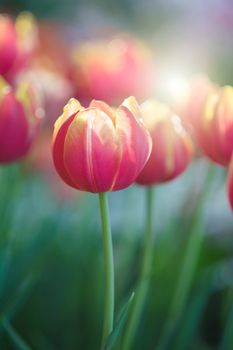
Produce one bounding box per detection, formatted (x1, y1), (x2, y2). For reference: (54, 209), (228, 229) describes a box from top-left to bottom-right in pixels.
(52, 97), (152, 192)
(136, 99), (193, 185)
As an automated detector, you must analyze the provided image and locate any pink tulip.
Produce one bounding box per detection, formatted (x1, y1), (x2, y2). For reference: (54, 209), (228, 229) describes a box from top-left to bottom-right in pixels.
(69, 37), (155, 105)
(52, 97), (152, 192)
(173, 74), (217, 137)
(0, 78), (43, 163)
(136, 99), (193, 185)
(0, 13), (38, 81)
(0, 16), (18, 76)
(197, 86), (233, 166)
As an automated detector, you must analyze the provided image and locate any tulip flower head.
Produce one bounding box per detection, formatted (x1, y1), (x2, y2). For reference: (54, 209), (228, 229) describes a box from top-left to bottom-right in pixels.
(173, 74), (217, 136)
(70, 37), (155, 105)
(0, 13), (37, 80)
(197, 86), (233, 166)
(0, 16), (18, 76)
(0, 78), (43, 163)
(136, 99), (193, 185)
(52, 97), (152, 193)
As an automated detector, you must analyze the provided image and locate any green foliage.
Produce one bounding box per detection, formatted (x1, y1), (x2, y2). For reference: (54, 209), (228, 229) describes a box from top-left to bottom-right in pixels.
(102, 292), (134, 350)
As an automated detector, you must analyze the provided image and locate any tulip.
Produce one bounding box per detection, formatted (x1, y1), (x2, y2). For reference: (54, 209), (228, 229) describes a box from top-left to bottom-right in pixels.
(124, 100), (192, 350)
(136, 99), (193, 185)
(0, 78), (43, 163)
(173, 74), (217, 136)
(0, 13), (38, 81)
(0, 16), (18, 76)
(52, 96), (152, 192)
(227, 156), (233, 210)
(52, 96), (151, 345)
(124, 99), (193, 350)
(69, 37), (155, 105)
(197, 86), (233, 166)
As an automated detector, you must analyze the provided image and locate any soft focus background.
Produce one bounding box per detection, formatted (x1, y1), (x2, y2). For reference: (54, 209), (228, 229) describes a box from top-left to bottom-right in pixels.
(0, 0), (233, 349)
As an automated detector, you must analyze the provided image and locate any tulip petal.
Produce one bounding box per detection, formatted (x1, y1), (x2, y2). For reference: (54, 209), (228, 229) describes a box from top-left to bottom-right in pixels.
(53, 98), (81, 140)
(136, 101), (193, 185)
(64, 108), (119, 192)
(89, 100), (116, 123)
(0, 16), (17, 75)
(0, 92), (29, 162)
(52, 113), (77, 188)
(112, 105), (152, 190)
(121, 96), (143, 123)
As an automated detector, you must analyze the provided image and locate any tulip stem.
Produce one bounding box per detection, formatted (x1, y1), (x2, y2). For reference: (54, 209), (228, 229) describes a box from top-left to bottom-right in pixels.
(98, 192), (114, 346)
(122, 186), (155, 350)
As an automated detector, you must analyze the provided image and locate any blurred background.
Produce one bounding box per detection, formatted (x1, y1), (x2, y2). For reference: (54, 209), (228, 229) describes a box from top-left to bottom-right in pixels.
(0, 0), (233, 349)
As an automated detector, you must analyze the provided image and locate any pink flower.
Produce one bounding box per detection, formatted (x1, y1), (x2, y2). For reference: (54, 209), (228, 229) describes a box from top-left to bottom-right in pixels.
(0, 78), (43, 163)
(0, 16), (18, 76)
(52, 97), (152, 192)
(197, 86), (233, 166)
(136, 99), (193, 185)
(173, 74), (217, 137)
(69, 37), (155, 105)
(0, 13), (38, 81)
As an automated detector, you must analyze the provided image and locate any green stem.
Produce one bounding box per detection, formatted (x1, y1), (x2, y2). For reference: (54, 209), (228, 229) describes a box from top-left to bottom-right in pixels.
(122, 186), (155, 350)
(98, 192), (114, 346)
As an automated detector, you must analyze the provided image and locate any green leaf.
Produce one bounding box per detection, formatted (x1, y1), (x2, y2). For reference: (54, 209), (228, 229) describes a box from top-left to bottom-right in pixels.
(1, 318), (32, 350)
(102, 292), (135, 350)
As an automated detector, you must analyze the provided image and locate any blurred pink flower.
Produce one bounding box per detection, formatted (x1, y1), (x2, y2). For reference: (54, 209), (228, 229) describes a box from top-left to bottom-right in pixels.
(0, 78), (43, 163)
(69, 37), (156, 105)
(196, 86), (233, 166)
(3, 13), (38, 82)
(136, 99), (193, 185)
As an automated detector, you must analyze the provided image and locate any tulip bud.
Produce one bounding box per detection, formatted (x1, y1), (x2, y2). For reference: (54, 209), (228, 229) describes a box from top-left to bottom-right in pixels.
(227, 156), (233, 210)
(197, 86), (233, 166)
(0, 78), (43, 163)
(52, 97), (152, 193)
(136, 100), (193, 185)
(0, 16), (18, 75)
(0, 13), (38, 81)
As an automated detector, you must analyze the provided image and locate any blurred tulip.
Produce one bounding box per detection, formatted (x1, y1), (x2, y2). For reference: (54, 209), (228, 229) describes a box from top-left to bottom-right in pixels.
(52, 96), (152, 192)
(0, 15), (18, 76)
(0, 12), (38, 82)
(16, 68), (74, 124)
(136, 99), (193, 185)
(0, 78), (43, 163)
(227, 156), (233, 210)
(173, 74), (217, 136)
(197, 86), (233, 166)
(69, 37), (155, 105)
